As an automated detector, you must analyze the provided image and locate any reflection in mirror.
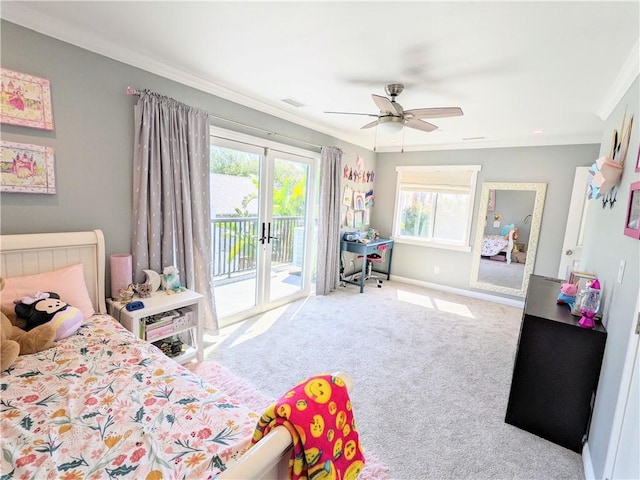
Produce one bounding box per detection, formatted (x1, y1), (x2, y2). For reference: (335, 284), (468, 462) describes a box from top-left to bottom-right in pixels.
(470, 183), (547, 297)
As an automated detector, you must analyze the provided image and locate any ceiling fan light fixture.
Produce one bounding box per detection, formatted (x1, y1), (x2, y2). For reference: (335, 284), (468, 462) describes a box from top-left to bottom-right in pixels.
(377, 116), (404, 134)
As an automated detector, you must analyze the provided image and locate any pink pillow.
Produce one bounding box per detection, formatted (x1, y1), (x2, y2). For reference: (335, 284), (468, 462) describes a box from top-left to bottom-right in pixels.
(1, 264), (95, 321)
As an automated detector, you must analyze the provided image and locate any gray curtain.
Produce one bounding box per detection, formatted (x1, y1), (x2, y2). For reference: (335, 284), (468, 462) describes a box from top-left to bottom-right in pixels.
(316, 146), (343, 295)
(132, 91), (218, 333)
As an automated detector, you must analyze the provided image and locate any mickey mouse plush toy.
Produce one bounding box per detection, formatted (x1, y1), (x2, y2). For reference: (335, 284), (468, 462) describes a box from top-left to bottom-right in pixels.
(14, 292), (83, 340)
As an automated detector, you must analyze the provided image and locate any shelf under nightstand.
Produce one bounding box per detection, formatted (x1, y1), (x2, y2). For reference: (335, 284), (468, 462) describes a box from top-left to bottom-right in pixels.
(107, 289), (204, 364)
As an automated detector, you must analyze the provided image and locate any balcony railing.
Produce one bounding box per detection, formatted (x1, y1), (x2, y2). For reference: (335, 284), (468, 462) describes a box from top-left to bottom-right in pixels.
(212, 216), (304, 278)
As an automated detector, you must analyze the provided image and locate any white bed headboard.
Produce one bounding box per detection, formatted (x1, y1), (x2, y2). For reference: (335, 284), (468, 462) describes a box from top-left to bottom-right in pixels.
(0, 230), (106, 314)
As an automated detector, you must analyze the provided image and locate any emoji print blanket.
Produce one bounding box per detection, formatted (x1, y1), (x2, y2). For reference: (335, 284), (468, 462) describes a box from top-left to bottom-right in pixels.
(252, 374), (365, 480)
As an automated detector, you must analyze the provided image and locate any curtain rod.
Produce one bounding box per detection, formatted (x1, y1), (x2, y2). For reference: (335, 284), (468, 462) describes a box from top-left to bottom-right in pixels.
(126, 86), (322, 151)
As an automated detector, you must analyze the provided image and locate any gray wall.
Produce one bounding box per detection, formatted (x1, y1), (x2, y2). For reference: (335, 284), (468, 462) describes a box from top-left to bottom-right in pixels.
(374, 144), (599, 294)
(581, 77), (639, 479)
(0, 21), (375, 294)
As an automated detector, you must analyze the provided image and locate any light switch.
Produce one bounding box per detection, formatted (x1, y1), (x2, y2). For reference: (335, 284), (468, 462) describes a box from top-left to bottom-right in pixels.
(493, 221), (501, 228)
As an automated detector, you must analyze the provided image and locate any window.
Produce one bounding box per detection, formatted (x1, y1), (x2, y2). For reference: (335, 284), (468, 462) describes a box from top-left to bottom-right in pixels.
(392, 165), (481, 250)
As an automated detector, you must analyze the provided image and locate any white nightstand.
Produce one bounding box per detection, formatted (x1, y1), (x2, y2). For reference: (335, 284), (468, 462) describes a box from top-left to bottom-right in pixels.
(107, 289), (204, 364)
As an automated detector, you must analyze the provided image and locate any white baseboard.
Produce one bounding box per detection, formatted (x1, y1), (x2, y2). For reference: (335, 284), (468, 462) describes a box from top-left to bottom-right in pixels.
(583, 442), (596, 480)
(391, 275), (525, 308)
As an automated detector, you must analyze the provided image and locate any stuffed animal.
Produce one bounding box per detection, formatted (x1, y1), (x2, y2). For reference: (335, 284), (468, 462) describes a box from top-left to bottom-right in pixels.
(0, 279), (58, 372)
(14, 292), (83, 341)
(557, 282), (578, 308)
(1, 312), (57, 371)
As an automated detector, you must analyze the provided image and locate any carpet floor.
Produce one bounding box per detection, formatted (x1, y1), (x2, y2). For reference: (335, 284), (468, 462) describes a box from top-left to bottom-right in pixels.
(199, 280), (584, 480)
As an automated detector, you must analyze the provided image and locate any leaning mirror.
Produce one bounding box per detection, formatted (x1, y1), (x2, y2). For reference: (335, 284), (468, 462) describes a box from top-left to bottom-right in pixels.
(470, 182), (547, 297)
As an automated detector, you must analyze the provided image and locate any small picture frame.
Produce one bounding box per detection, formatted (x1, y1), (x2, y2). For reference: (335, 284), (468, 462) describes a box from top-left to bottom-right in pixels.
(0, 140), (56, 194)
(624, 181), (640, 239)
(488, 189), (496, 211)
(1, 68), (54, 130)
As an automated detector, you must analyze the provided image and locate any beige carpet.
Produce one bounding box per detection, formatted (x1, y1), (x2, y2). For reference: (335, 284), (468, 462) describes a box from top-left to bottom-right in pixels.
(201, 280), (584, 480)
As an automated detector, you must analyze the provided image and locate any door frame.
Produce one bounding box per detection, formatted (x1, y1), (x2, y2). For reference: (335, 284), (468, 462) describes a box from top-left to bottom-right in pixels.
(600, 290), (640, 479)
(210, 126), (319, 326)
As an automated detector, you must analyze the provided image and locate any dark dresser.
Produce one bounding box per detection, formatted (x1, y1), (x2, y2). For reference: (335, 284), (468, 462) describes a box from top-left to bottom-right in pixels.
(505, 274), (607, 453)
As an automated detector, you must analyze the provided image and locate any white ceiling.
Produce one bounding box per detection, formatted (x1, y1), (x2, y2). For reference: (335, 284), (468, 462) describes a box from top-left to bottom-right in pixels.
(2, 1), (639, 152)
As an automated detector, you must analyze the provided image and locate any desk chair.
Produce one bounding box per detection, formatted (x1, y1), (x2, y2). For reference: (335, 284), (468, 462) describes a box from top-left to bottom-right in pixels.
(355, 244), (388, 288)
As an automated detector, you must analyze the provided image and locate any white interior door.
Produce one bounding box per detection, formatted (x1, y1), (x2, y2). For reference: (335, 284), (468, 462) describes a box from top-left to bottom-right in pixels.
(558, 167), (591, 279)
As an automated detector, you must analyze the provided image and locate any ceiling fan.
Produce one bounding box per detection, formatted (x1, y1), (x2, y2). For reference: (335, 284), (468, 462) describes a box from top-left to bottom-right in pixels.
(325, 83), (463, 133)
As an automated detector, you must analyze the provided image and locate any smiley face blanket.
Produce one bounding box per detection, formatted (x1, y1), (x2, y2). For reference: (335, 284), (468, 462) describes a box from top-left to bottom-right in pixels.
(251, 374), (365, 480)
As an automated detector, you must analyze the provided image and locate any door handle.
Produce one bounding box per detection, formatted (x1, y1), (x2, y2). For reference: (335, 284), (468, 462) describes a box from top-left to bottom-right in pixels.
(259, 222), (267, 244)
(565, 249), (573, 256)
(267, 222), (277, 243)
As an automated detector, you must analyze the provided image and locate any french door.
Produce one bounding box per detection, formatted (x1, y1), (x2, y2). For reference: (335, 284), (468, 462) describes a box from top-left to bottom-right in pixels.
(210, 131), (316, 327)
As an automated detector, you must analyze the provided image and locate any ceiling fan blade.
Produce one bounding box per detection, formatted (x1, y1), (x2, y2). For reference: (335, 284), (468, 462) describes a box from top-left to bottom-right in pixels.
(361, 120), (380, 129)
(403, 107), (464, 119)
(325, 111), (379, 117)
(405, 118), (439, 133)
(372, 94), (400, 115)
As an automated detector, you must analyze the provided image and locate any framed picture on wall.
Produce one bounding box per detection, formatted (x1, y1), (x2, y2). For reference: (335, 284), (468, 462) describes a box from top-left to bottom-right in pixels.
(0, 141), (56, 194)
(1, 68), (54, 130)
(488, 189), (496, 211)
(624, 181), (640, 239)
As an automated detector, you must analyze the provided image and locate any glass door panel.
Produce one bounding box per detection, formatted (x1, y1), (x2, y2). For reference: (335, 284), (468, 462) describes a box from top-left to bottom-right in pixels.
(210, 144), (261, 319)
(267, 155), (310, 303)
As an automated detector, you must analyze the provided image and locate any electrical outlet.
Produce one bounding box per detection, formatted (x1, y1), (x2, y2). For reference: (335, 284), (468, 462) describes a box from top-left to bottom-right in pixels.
(617, 260), (626, 284)
(434, 266), (440, 274)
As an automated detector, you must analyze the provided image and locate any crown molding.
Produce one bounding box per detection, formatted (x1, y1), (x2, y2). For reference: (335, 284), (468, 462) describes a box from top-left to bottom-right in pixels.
(597, 40), (640, 121)
(1, 5), (371, 151)
(374, 132), (601, 153)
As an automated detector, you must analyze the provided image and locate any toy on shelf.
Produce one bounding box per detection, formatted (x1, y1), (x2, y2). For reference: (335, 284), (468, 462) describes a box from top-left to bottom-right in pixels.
(556, 282), (578, 308)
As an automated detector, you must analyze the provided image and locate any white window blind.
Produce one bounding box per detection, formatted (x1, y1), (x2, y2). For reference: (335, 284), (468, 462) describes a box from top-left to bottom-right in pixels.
(393, 165), (480, 250)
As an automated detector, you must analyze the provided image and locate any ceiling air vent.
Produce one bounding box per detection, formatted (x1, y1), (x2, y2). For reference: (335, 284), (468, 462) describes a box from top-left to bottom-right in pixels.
(281, 98), (306, 108)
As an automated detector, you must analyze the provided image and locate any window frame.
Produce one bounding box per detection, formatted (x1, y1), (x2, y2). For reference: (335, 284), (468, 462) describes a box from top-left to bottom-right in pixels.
(391, 165), (481, 251)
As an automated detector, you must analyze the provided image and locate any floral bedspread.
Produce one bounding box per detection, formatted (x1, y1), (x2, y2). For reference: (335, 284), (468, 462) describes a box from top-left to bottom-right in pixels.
(481, 235), (510, 257)
(0, 315), (258, 479)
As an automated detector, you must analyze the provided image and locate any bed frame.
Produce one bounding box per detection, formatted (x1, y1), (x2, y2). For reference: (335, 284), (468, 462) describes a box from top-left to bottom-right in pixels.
(0, 229), (352, 480)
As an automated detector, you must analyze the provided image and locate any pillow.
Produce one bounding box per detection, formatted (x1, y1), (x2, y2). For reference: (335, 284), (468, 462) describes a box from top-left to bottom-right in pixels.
(501, 224), (515, 237)
(0, 263), (95, 322)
